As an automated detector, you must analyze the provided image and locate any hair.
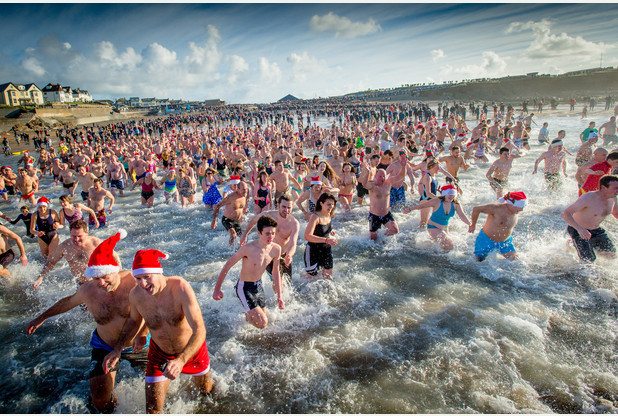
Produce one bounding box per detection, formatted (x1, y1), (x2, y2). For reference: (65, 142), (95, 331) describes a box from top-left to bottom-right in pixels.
(607, 151), (618, 162)
(94, 178), (104, 184)
(370, 154), (381, 161)
(274, 159), (283, 166)
(69, 219), (88, 232)
(277, 194), (291, 205)
(383, 149), (394, 157)
(257, 215), (278, 233)
(258, 170), (268, 186)
(451, 146), (460, 151)
(59, 194), (73, 204)
(499, 147), (510, 154)
(20, 205), (29, 211)
(319, 161), (339, 183)
(599, 174), (618, 189)
(315, 192), (337, 216)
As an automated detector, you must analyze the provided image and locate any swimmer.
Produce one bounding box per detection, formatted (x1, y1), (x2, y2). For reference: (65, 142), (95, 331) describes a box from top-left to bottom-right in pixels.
(366, 159), (405, 239)
(30, 197), (61, 259)
(486, 147), (520, 198)
(211, 178), (248, 245)
(104, 249), (213, 413)
(562, 174), (618, 262)
(532, 139), (567, 191)
(28, 230), (150, 413)
(469, 191), (528, 261)
(0, 223), (28, 278)
(404, 184), (471, 252)
(87, 178), (115, 228)
(213, 216), (285, 329)
(240, 194), (300, 282)
(303, 193), (338, 278)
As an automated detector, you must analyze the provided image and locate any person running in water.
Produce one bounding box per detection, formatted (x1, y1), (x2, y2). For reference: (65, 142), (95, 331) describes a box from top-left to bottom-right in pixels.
(404, 184), (471, 252)
(30, 196), (61, 259)
(240, 194), (300, 283)
(532, 138), (568, 190)
(211, 177), (248, 245)
(469, 191), (527, 261)
(104, 249), (213, 413)
(0, 222), (28, 278)
(213, 216), (285, 329)
(486, 147), (520, 198)
(303, 192), (339, 278)
(28, 230), (150, 413)
(563, 175), (618, 262)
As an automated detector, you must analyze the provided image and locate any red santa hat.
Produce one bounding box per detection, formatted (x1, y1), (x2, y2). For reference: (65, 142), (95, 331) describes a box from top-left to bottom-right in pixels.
(499, 191), (528, 208)
(84, 229), (127, 278)
(458, 133), (466, 138)
(310, 176), (322, 186)
(229, 175), (241, 185)
(132, 249), (169, 276)
(36, 196), (50, 207)
(440, 184), (457, 197)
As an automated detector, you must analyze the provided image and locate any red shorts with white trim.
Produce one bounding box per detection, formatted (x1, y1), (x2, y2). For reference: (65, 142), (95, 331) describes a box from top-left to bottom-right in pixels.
(145, 339), (210, 383)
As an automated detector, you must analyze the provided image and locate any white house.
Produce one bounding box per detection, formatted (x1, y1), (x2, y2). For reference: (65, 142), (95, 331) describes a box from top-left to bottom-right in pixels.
(42, 83), (73, 103)
(72, 88), (93, 102)
(0, 82), (44, 106)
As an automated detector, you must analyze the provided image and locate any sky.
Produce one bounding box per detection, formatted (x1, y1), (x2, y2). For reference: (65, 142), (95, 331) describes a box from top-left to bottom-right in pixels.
(1, 3), (617, 104)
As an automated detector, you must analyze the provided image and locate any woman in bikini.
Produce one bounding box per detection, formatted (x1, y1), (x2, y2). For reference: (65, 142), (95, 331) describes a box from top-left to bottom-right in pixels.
(253, 170), (272, 214)
(338, 162), (357, 212)
(58, 195), (99, 228)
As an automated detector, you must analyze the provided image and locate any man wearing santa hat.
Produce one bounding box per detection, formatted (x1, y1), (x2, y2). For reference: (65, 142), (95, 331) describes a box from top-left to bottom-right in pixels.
(469, 191), (528, 261)
(104, 248), (213, 413)
(27, 229), (149, 413)
(211, 177), (248, 245)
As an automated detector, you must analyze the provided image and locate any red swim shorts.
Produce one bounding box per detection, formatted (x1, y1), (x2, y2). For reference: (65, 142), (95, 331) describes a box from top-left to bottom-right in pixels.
(145, 339), (210, 383)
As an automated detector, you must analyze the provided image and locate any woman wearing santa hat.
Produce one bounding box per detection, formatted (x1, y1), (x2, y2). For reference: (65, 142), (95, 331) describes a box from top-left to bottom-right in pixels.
(30, 196), (61, 258)
(404, 184), (471, 252)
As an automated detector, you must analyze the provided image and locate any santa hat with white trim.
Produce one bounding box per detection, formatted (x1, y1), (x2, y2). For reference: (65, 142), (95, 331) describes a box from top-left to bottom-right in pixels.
(132, 249), (168, 276)
(310, 176), (322, 186)
(229, 175), (241, 185)
(440, 184), (457, 197)
(36, 196), (50, 207)
(84, 229), (127, 278)
(498, 191), (528, 208)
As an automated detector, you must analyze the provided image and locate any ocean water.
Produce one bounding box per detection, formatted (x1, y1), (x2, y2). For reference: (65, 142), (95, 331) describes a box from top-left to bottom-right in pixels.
(0, 111), (616, 413)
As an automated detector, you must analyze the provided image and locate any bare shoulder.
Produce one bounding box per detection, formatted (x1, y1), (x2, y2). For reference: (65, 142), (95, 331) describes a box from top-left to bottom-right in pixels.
(271, 242), (282, 257)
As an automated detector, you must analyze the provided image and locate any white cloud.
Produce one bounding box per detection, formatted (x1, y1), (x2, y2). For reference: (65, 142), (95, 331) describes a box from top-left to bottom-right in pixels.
(440, 51), (508, 79)
(431, 49), (445, 62)
(185, 24), (222, 74)
(21, 57), (45, 77)
(286, 51), (328, 83)
(310, 12), (380, 39)
(259, 57), (282, 84)
(227, 54), (249, 85)
(506, 19), (613, 59)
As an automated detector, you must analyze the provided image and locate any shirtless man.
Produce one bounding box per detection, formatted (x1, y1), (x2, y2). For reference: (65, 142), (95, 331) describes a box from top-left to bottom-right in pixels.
(386, 149), (416, 210)
(103, 249), (213, 413)
(77, 165), (98, 202)
(51, 158), (63, 185)
(599, 116), (617, 146)
(211, 179), (248, 245)
(469, 191), (528, 261)
(486, 147), (520, 198)
(562, 175), (618, 262)
(239, 194), (300, 281)
(213, 216), (284, 329)
(0, 223), (28, 277)
(27, 230), (150, 413)
(15, 167), (36, 205)
(365, 162), (405, 240)
(575, 134), (598, 167)
(356, 154), (380, 206)
(108, 155), (128, 197)
(576, 148), (608, 189)
(269, 160), (301, 206)
(58, 163), (78, 196)
(72, 149), (91, 170)
(439, 145), (469, 192)
(32, 220), (113, 288)
(88, 178), (115, 228)
(532, 139), (568, 190)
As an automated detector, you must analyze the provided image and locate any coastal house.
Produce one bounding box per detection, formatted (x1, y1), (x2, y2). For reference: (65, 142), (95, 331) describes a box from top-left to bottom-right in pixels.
(0, 82), (44, 106)
(42, 83), (73, 103)
(72, 88), (93, 102)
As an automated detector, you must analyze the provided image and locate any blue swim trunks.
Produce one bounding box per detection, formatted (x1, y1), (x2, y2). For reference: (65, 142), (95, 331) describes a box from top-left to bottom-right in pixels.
(474, 229), (516, 261)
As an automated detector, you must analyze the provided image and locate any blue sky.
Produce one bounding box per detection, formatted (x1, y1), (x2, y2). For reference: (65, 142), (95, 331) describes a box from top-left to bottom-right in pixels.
(1, 4), (617, 103)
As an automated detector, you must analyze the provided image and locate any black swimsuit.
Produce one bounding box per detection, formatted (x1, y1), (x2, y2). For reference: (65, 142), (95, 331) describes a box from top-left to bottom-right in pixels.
(36, 211), (57, 245)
